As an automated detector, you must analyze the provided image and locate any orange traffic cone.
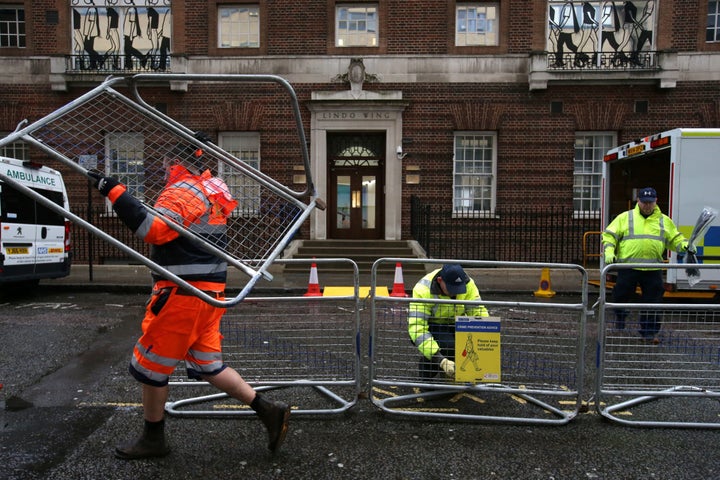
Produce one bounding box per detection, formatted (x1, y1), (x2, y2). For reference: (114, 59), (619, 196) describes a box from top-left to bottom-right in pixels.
(390, 262), (409, 297)
(303, 262), (322, 297)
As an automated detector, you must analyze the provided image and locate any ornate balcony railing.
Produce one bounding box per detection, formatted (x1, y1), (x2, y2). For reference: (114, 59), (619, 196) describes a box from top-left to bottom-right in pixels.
(546, 50), (660, 71)
(64, 54), (172, 74)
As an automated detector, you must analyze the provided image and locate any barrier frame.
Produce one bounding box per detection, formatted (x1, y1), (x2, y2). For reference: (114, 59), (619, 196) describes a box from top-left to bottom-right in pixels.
(165, 258), (362, 417)
(369, 258), (589, 425)
(596, 262), (720, 428)
(0, 74), (319, 307)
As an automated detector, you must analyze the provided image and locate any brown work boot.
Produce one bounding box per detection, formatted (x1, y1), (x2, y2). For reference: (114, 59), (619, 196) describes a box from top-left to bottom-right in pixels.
(251, 393), (291, 452)
(115, 420), (170, 460)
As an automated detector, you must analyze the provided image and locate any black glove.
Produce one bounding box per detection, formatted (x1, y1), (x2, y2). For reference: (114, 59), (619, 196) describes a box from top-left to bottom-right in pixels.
(87, 170), (120, 196)
(194, 131), (212, 144)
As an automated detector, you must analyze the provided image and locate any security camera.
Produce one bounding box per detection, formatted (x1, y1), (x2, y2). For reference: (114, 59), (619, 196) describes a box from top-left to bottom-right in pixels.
(396, 145), (403, 155)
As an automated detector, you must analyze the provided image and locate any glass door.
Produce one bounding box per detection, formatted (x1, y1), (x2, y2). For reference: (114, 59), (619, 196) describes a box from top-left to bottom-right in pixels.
(327, 132), (385, 239)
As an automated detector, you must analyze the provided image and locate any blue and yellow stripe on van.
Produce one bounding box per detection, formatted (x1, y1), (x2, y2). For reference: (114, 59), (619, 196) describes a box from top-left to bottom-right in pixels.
(679, 225), (720, 264)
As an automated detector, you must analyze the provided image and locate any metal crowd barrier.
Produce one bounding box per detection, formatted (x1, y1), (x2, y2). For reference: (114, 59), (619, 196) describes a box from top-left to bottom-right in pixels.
(0, 74), (320, 307)
(596, 263), (720, 428)
(165, 258), (362, 417)
(369, 258), (589, 425)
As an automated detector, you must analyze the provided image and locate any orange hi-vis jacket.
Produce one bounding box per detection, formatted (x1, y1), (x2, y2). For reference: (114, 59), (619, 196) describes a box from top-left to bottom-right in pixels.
(106, 166), (238, 386)
(106, 166), (238, 288)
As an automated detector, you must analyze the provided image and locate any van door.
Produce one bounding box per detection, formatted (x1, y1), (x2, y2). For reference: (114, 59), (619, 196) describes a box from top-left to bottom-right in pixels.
(0, 182), (39, 276)
(32, 187), (68, 277)
(0, 159), (70, 283)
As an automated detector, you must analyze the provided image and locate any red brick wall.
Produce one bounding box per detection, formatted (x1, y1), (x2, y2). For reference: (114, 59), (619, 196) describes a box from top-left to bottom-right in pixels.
(2, 0), (719, 245)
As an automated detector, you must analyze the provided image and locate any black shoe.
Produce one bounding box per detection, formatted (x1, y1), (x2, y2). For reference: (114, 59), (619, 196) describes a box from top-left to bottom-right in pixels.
(115, 435), (170, 460)
(253, 394), (291, 452)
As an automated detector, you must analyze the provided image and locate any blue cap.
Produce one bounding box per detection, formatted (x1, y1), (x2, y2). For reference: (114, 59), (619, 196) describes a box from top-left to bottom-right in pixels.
(439, 264), (469, 295)
(638, 187), (657, 202)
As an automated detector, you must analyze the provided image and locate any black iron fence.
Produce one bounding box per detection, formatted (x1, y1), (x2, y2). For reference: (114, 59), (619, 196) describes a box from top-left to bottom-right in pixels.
(70, 205), (150, 265)
(410, 196), (601, 265)
(69, 200), (602, 267)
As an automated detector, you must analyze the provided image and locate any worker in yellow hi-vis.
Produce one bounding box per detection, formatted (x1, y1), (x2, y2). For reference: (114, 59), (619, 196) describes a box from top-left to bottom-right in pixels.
(407, 264), (489, 379)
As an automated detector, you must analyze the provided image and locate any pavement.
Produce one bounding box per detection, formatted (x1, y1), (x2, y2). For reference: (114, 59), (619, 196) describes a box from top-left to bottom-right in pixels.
(6, 263), (720, 480)
(46, 262), (599, 297)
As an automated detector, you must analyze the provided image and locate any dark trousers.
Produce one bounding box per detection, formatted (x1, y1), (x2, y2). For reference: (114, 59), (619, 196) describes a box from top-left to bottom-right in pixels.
(418, 323), (455, 379)
(612, 269), (664, 338)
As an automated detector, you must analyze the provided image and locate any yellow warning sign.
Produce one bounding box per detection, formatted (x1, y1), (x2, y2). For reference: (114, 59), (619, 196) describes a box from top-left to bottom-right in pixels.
(455, 316), (501, 383)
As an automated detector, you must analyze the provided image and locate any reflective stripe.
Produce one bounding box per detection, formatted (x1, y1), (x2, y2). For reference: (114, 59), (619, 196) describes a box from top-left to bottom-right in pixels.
(622, 257), (663, 264)
(174, 180), (211, 210)
(188, 348), (222, 362)
(603, 229), (620, 242)
(418, 277), (432, 288)
(155, 206), (185, 225)
(412, 332), (433, 347)
(408, 310), (429, 320)
(626, 213), (666, 242)
(163, 262), (228, 276)
(130, 355), (170, 385)
(135, 214), (155, 239)
(134, 340), (178, 368)
(185, 357), (224, 375)
(188, 222), (227, 235)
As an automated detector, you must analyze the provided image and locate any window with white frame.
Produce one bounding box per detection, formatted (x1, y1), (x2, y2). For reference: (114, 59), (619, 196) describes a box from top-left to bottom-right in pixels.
(336, 3), (378, 47)
(219, 132), (260, 216)
(0, 6), (25, 48)
(708, 1), (720, 42)
(573, 132), (614, 213)
(456, 2), (498, 46)
(453, 132), (496, 213)
(0, 134), (28, 160)
(106, 133), (145, 201)
(218, 5), (260, 48)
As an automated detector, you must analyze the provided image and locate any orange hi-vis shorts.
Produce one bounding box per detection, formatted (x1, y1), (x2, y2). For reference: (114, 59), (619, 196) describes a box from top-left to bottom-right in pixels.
(129, 282), (226, 387)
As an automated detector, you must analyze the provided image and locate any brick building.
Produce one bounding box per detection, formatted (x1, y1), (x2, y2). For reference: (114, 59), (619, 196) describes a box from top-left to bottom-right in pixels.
(1, 1), (719, 263)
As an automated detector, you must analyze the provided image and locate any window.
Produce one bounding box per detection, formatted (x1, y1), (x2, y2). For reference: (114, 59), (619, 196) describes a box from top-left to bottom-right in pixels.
(0, 6), (25, 48)
(456, 3), (498, 46)
(546, 1), (658, 68)
(219, 132), (260, 216)
(0, 135), (29, 160)
(708, 1), (720, 42)
(70, 4), (172, 71)
(336, 3), (378, 47)
(106, 133), (145, 201)
(453, 132), (496, 213)
(573, 132), (615, 213)
(218, 5), (260, 48)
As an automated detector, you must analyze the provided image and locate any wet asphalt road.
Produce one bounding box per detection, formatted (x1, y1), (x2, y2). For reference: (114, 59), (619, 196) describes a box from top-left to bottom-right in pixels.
(1, 286), (720, 480)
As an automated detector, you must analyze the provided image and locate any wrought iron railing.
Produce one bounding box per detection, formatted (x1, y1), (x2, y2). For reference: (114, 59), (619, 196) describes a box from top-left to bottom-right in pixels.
(70, 199), (601, 266)
(64, 53), (171, 74)
(410, 195), (601, 265)
(546, 50), (660, 70)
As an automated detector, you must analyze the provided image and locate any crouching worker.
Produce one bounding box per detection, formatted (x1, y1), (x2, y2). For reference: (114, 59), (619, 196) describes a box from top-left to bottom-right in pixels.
(407, 264), (489, 379)
(89, 134), (290, 459)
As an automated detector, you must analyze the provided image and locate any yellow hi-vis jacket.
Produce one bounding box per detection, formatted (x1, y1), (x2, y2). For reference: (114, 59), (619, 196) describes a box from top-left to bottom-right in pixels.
(408, 269), (489, 360)
(602, 203), (688, 269)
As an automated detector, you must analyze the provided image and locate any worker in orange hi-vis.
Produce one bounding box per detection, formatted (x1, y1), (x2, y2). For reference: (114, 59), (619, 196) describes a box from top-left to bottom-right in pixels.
(89, 132), (290, 459)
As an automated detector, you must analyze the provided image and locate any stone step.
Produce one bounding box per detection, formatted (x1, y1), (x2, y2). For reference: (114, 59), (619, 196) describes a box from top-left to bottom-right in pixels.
(282, 240), (427, 277)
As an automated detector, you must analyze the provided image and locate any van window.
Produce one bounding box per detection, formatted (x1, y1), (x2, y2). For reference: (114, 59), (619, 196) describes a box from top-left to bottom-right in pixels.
(0, 184), (65, 225)
(34, 189), (65, 225)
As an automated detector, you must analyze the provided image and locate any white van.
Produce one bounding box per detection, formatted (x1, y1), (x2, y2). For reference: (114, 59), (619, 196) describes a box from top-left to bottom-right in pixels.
(0, 156), (71, 285)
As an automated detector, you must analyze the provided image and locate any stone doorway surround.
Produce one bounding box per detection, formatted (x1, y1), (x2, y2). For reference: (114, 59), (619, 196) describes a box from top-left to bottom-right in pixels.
(307, 61), (407, 240)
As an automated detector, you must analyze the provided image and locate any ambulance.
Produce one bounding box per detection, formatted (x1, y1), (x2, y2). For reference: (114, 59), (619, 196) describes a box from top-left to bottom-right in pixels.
(0, 156), (71, 286)
(602, 128), (720, 294)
